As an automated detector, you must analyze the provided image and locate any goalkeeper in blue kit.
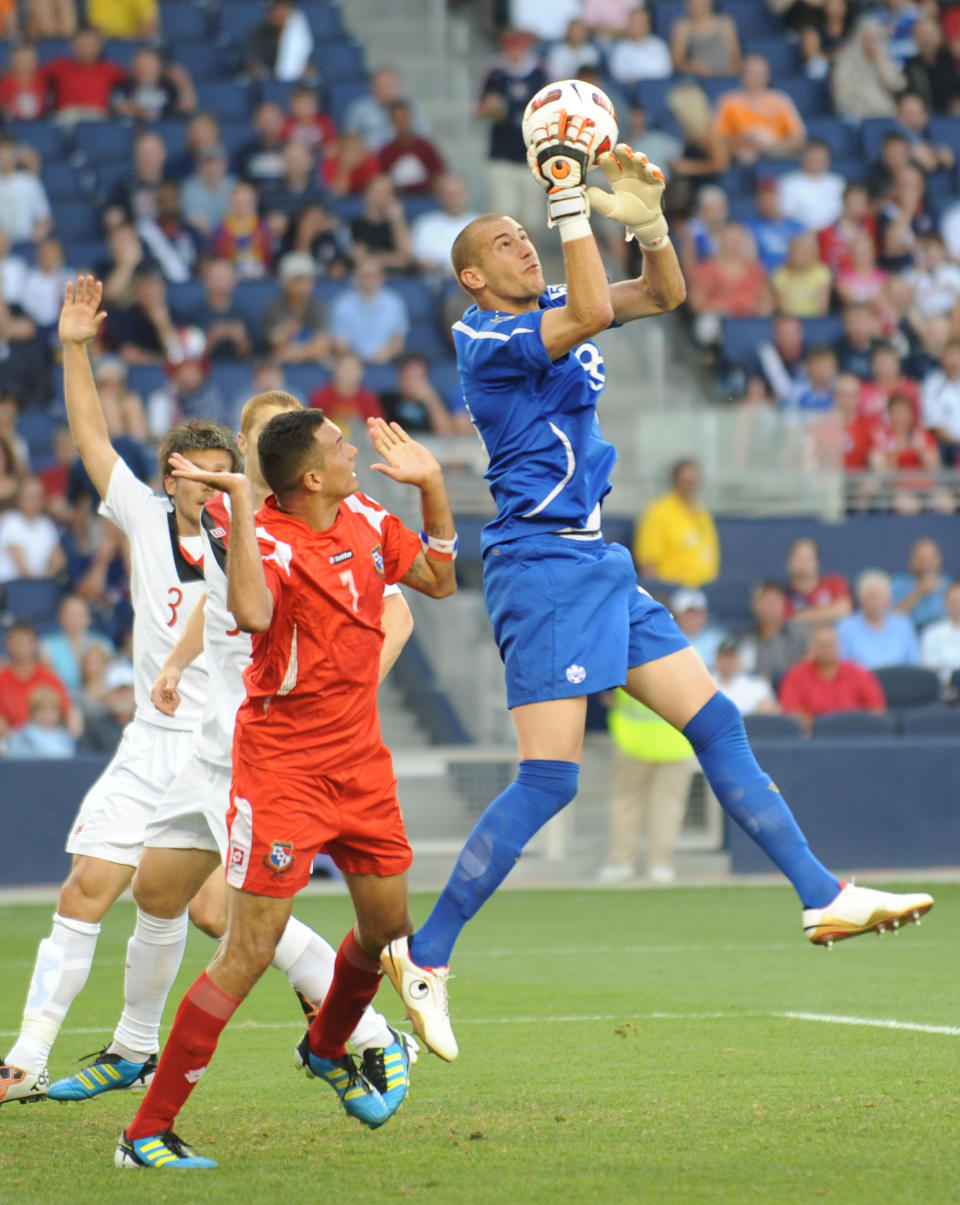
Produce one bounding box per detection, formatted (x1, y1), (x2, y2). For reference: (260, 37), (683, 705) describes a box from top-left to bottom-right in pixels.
(380, 111), (934, 1061)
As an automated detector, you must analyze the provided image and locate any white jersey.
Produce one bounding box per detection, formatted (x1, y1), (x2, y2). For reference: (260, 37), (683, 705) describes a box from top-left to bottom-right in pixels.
(99, 458), (209, 731)
(195, 491), (401, 768)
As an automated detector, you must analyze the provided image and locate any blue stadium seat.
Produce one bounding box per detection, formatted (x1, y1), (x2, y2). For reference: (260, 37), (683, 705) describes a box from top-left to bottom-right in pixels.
(194, 82), (254, 123)
(283, 363), (330, 397)
(390, 277), (439, 322)
(634, 79), (675, 123)
(778, 76), (829, 115)
(170, 43), (226, 83)
(802, 315), (844, 349)
(722, 317), (773, 369)
(860, 116), (898, 161)
(50, 202), (100, 241)
(739, 37), (798, 76)
(216, 1), (268, 41)
(6, 121), (62, 159)
(218, 120), (254, 159)
(811, 711), (899, 739)
(403, 194), (440, 223)
(17, 411), (56, 466)
(873, 666), (940, 710)
(209, 361), (255, 400)
(407, 322), (449, 362)
(313, 278), (347, 306)
(928, 116), (960, 149)
(3, 578), (64, 624)
(898, 705), (960, 736)
(63, 239), (108, 272)
(327, 79), (370, 125)
(316, 39), (365, 82)
(743, 713), (805, 740)
(257, 80), (301, 111)
(160, 1), (212, 42)
(125, 364), (166, 398)
(102, 39), (143, 69)
(144, 119), (189, 159)
(302, 3), (344, 38)
(650, 0), (687, 38)
(701, 76), (741, 106)
(166, 280), (206, 324)
(832, 156), (869, 183)
(74, 120), (135, 162)
(362, 364), (398, 394)
(94, 160), (129, 199)
(702, 577), (753, 626)
(805, 118), (860, 161)
(720, 0), (780, 36)
(328, 195), (366, 224)
(431, 360), (463, 407)
(41, 162), (84, 199)
(33, 38), (72, 64)
(233, 280), (281, 332)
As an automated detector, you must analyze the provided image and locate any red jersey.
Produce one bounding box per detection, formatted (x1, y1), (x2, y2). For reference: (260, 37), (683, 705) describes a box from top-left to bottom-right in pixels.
(282, 113), (337, 153)
(42, 58), (126, 114)
(779, 660), (886, 718)
(784, 573), (851, 619)
(0, 72), (48, 120)
(0, 664), (71, 728)
(309, 383), (385, 424)
(234, 490), (420, 774)
(843, 414), (877, 470)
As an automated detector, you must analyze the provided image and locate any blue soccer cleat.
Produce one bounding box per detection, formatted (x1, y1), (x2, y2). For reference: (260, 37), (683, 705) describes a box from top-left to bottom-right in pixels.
(114, 1128), (217, 1169)
(295, 1033), (389, 1129)
(361, 1029), (418, 1120)
(48, 1049), (157, 1100)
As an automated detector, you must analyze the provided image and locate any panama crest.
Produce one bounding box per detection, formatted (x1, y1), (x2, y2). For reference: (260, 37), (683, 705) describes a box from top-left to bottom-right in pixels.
(264, 840), (294, 874)
(371, 544), (385, 576)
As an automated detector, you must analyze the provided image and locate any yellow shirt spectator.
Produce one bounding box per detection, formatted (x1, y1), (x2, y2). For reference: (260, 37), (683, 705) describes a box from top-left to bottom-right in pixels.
(87, 0), (158, 38)
(634, 459), (719, 586)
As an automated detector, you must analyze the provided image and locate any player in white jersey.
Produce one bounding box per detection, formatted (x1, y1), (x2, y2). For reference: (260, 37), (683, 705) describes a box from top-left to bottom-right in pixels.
(0, 277), (242, 1105)
(43, 388), (418, 1108)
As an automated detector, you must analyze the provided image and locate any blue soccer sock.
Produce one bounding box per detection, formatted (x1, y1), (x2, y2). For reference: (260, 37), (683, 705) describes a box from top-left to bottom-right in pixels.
(682, 692), (839, 908)
(410, 759), (579, 968)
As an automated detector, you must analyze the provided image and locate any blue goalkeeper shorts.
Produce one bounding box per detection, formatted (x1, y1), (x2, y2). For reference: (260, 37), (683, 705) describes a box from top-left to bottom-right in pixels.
(482, 535), (689, 708)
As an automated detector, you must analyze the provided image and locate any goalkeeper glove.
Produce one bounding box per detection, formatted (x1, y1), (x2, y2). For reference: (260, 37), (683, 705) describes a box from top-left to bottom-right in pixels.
(586, 144), (669, 250)
(526, 111), (597, 235)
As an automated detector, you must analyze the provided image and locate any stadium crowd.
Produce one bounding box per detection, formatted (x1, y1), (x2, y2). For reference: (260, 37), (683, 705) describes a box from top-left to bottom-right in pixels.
(1, 0), (960, 757)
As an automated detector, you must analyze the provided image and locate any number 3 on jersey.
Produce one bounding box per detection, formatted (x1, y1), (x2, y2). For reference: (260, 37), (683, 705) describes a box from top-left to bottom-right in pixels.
(166, 586), (184, 628)
(339, 569), (360, 613)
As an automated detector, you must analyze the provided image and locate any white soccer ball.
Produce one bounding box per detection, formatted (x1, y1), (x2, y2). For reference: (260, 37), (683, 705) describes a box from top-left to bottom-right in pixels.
(521, 78), (619, 170)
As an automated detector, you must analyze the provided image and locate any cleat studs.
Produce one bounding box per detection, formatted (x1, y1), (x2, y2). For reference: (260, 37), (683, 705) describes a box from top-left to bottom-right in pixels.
(825, 940), (834, 950)
(876, 925), (885, 936)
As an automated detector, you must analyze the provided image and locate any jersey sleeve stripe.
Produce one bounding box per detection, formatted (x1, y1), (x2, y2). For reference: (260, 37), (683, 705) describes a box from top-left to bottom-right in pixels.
(452, 321), (536, 342)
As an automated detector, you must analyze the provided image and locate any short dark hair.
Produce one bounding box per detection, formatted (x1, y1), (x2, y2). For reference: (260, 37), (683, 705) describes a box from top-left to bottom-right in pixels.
(670, 458), (699, 484)
(157, 419), (241, 481)
(258, 408), (328, 499)
(7, 619), (36, 637)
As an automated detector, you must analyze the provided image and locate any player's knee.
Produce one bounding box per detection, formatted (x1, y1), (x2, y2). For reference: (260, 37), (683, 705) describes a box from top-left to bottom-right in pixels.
(357, 910), (412, 955)
(682, 689), (746, 753)
(188, 896), (226, 940)
(58, 865), (121, 922)
(132, 873), (187, 922)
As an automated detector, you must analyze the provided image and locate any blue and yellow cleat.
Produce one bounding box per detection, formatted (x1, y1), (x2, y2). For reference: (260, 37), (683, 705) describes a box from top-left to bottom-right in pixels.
(48, 1049), (157, 1100)
(361, 1029), (417, 1120)
(114, 1128), (217, 1169)
(295, 1033), (389, 1129)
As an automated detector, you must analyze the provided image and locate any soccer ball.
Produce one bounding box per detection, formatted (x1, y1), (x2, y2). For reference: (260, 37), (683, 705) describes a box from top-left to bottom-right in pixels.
(521, 79), (619, 170)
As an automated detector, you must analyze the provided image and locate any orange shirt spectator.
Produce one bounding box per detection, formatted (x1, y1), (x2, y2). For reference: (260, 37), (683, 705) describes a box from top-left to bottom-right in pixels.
(688, 224), (773, 318)
(713, 55), (805, 162)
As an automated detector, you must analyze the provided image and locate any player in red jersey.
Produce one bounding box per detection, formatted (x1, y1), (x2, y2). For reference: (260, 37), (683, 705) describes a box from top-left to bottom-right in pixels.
(116, 408), (457, 1169)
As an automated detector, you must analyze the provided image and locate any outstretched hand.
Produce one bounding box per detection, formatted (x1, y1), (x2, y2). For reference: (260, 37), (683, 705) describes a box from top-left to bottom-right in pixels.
(586, 144), (668, 248)
(59, 275), (107, 346)
(169, 452), (249, 497)
(367, 418), (442, 487)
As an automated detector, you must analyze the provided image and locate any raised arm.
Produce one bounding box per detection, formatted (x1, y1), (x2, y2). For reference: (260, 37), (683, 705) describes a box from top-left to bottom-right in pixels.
(150, 593), (207, 716)
(58, 277), (119, 501)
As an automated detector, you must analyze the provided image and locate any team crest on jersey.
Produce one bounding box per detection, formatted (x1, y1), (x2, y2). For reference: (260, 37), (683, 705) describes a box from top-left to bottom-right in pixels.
(264, 840), (294, 874)
(371, 544), (384, 576)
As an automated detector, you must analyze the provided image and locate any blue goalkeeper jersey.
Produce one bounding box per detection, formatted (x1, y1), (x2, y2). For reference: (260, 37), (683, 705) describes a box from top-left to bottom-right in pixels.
(453, 285), (617, 553)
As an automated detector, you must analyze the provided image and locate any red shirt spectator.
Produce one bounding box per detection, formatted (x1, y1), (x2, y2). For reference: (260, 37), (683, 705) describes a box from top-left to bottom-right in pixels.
(783, 537), (853, 625)
(321, 134), (381, 197)
(378, 100), (446, 194)
(0, 44), (48, 121)
(779, 625), (886, 723)
(282, 85), (337, 154)
(42, 29), (127, 117)
(310, 352), (385, 435)
(0, 621), (72, 730)
(688, 224), (773, 319)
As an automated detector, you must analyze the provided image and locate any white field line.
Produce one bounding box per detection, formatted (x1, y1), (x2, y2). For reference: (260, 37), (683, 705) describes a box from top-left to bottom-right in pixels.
(3, 1010), (959, 1041)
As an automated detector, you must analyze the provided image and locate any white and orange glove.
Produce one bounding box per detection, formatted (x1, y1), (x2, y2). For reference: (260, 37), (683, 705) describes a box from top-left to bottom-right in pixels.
(587, 144), (669, 250)
(526, 111), (597, 238)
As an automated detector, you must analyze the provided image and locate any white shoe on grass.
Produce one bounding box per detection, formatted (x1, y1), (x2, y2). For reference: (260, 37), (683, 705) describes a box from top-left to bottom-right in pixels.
(803, 882), (934, 947)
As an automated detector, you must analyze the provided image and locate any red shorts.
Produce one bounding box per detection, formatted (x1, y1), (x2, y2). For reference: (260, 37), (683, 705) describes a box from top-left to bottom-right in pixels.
(225, 745), (412, 898)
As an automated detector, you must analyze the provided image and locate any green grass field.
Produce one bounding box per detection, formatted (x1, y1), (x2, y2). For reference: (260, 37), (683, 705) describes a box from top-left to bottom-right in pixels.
(1, 884), (958, 1204)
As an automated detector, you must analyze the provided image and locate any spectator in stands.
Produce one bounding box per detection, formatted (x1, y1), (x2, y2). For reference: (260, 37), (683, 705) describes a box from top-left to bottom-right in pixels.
(831, 18), (905, 119)
(0, 476), (65, 583)
(582, 0), (635, 38)
(713, 638), (779, 714)
(670, 0), (741, 78)
(282, 84), (337, 155)
(876, 0), (921, 68)
(146, 327), (228, 436)
(37, 425), (75, 521)
(920, 337), (960, 465)
(109, 266), (176, 365)
(113, 46), (195, 123)
(905, 233), (960, 327)
(243, 0), (314, 82)
(835, 232), (889, 308)
(681, 184), (729, 265)
(239, 101), (287, 186)
(870, 392), (947, 513)
(671, 587), (726, 670)
(476, 28), (547, 237)
(834, 370), (876, 472)
(666, 81), (729, 186)
(378, 100), (447, 195)
(772, 231), (832, 318)
(784, 536), (853, 626)
(0, 228), (29, 308)
(608, 6), (673, 83)
(919, 580), (960, 684)
(40, 591), (114, 694)
(329, 258), (409, 365)
(859, 342), (918, 421)
(634, 458), (719, 587)
(291, 202), (352, 278)
(787, 346), (838, 417)
(20, 236), (71, 332)
(5, 684), (77, 758)
(756, 313), (806, 403)
(92, 356), (149, 442)
(798, 24), (829, 79)
(77, 656), (134, 752)
(819, 183), (878, 275)
(261, 142), (327, 247)
(181, 143), (236, 236)
(380, 353), (472, 435)
(837, 568), (921, 668)
(622, 106), (682, 183)
(745, 178), (805, 274)
(834, 302), (883, 379)
(893, 89), (956, 174)
(776, 140), (845, 234)
(349, 174), (414, 273)
(411, 174), (479, 277)
(738, 579), (807, 684)
(104, 129), (167, 228)
(188, 259), (252, 361)
(249, 355), (305, 405)
(865, 129), (912, 202)
(779, 622), (886, 729)
(42, 26), (127, 125)
(321, 132), (381, 198)
(263, 251), (330, 365)
(0, 133), (51, 244)
(546, 18), (602, 80)
(0, 620), (75, 741)
(88, 0), (156, 38)
(211, 180), (273, 280)
(100, 222), (151, 307)
(712, 54), (806, 165)
(510, 0), (580, 41)
(941, 197), (960, 264)
(0, 432), (24, 511)
(731, 374), (783, 468)
(309, 351), (385, 437)
(344, 67), (430, 154)
(689, 224), (773, 346)
(0, 300), (45, 406)
(136, 180), (203, 284)
(893, 537), (949, 631)
(26, 0), (76, 38)
(903, 15), (959, 114)
(0, 43), (49, 122)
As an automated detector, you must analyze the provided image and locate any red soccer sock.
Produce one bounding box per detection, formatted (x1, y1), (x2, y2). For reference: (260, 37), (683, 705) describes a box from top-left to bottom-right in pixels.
(126, 971), (241, 1139)
(308, 930), (382, 1060)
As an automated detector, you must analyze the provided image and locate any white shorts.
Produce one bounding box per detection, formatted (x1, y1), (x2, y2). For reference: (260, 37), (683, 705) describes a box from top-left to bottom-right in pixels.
(143, 751), (230, 860)
(66, 719), (196, 867)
